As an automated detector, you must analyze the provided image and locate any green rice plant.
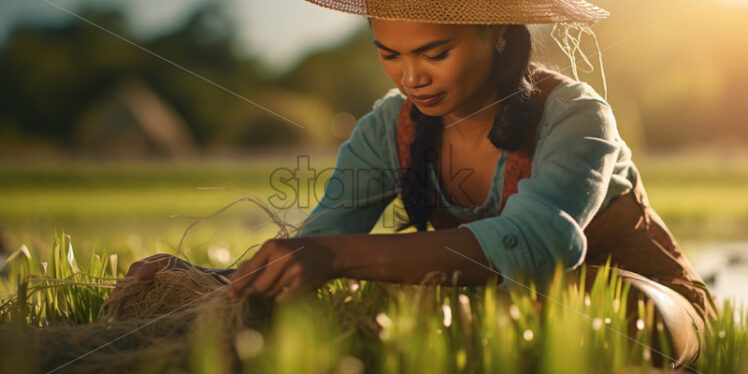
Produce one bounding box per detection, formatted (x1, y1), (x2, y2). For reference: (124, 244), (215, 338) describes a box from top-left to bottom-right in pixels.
(0, 232), (116, 326)
(1, 237), (747, 373)
(697, 300), (748, 373)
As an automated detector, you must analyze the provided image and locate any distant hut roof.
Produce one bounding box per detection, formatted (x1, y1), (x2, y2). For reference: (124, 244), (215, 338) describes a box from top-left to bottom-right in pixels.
(76, 78), (195, 158)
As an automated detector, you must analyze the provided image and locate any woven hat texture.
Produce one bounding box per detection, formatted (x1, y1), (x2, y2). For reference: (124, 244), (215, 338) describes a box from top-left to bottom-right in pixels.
(303, 0), (609, 25)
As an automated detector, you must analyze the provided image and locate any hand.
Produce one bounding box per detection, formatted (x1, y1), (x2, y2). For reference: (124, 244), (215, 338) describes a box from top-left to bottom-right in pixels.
(123, 253), (192, 281)
(107, 254), (192, 302)
(228, 238), (337, 303)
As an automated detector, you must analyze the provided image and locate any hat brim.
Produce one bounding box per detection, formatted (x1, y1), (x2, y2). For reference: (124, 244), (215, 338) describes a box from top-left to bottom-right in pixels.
(304, 0), (609, 25)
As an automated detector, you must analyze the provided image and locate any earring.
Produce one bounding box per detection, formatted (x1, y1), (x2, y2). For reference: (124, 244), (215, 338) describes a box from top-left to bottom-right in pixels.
(495, 36), (506, 53)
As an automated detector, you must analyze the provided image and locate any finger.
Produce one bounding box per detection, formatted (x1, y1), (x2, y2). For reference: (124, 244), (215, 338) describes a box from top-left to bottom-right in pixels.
(266, 265), (301, 298)
(134, 259), (168, 281)
(229, 254), (267, 297)
(124, 261), (144, 278)
(274, 277), (303, 304)
(145, 253), (172, 261)
(249, 258), (290, 295)
(162, 255), (187, 270)
(125, 254), (170, 278)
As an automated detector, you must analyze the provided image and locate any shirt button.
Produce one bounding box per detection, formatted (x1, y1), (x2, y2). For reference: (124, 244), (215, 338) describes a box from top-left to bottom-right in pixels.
(503, 234), (518, 248)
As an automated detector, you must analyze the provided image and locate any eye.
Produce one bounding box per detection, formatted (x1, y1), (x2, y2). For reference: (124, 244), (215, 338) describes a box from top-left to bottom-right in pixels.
(381, 54), (398, 60)
(426, 50), (449, 61)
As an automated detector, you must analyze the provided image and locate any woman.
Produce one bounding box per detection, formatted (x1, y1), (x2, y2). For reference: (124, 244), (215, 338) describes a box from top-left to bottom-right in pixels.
(121, 0), (715, 368)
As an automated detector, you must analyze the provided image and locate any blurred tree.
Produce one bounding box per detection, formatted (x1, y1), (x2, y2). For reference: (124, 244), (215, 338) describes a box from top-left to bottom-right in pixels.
(0, 4), (276, 152)
(277, 26), (392, 118)
(2, 0), (747, 155)
(0, 9), (135, 144)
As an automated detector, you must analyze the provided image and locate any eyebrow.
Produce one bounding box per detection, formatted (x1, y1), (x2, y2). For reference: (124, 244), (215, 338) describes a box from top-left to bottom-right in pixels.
(373, 39), (452, 55)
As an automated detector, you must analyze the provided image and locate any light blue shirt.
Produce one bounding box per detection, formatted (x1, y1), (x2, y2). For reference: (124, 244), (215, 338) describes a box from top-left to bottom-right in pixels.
(295, 78), (635, 291)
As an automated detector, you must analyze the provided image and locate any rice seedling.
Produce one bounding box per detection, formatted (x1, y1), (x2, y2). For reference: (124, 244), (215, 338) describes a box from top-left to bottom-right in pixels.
(0, 238), (747, 373)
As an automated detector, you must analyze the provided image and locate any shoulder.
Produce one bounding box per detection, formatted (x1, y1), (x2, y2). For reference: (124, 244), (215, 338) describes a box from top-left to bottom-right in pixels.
(338, 88), (404, 173)
(349, 88), (404, 138)
(348, 88), (404, 152)
(545, 77), (610, 111)
(352, 88), (403, 132)
(368, 87), (406, 128)
(374, 87), (407, 109)
(537, 76), (617, 142)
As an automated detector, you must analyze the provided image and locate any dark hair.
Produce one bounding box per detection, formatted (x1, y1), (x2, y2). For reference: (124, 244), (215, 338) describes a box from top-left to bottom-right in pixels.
(398, 25), (538, 231)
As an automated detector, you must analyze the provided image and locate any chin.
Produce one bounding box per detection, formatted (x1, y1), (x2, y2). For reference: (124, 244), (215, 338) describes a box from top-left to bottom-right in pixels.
(414, 103), (449, 118)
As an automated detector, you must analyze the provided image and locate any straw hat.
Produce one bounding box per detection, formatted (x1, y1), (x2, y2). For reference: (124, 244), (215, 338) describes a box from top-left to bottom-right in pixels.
(303, 0), (609, 25)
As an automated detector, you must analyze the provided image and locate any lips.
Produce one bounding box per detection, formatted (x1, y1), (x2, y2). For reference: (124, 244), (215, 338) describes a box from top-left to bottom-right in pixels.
(409, 91), (445, 107)
(411, 92), (442, 100)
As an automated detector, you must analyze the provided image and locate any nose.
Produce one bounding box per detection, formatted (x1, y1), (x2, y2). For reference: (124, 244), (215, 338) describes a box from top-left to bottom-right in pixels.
(401, 60), (429, 89)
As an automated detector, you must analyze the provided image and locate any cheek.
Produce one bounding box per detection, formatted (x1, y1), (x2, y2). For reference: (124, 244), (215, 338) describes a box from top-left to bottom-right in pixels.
(437, 54), (481, 98)
(449, 51), (492, 96)
(379, 61), (396, 81)
(379, 61), (405, 91)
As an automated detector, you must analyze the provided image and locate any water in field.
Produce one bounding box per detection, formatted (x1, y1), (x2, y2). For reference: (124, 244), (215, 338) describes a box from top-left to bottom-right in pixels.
(690, 241), (748, 307)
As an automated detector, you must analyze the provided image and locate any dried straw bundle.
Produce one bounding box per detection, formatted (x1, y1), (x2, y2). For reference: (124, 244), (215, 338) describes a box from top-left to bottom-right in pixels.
(4, 268), (274, 373)
(0, 189), (402, 373)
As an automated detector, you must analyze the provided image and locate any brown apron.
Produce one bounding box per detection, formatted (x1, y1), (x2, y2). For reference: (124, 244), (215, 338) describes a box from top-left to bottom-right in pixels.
(395, 68), (716, 367)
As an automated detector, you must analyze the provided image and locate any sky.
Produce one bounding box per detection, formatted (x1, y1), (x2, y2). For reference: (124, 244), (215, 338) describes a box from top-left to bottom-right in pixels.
(0, 0), (366, 73)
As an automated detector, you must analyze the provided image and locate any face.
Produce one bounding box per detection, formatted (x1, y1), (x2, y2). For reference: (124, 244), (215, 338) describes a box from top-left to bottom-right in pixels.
(370, 19), (504, 119)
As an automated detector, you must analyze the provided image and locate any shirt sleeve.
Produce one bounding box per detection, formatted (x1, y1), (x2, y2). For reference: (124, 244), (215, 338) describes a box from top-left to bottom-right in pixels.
(459, 82), (621, 291)
(294, 101), (400, 237)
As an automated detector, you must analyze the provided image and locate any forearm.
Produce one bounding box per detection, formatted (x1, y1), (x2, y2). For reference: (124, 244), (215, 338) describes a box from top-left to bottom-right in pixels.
(303, 227), (502, 286)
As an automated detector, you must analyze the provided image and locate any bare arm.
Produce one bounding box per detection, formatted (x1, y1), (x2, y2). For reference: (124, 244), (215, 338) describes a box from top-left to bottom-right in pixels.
(116, 227), (500, 304)
(228, 227), (502, 301)
(323, 227), (500, 285)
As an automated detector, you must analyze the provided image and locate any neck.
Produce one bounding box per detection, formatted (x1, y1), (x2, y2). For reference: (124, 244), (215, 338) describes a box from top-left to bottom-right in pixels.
(441, 83), (501, 142)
